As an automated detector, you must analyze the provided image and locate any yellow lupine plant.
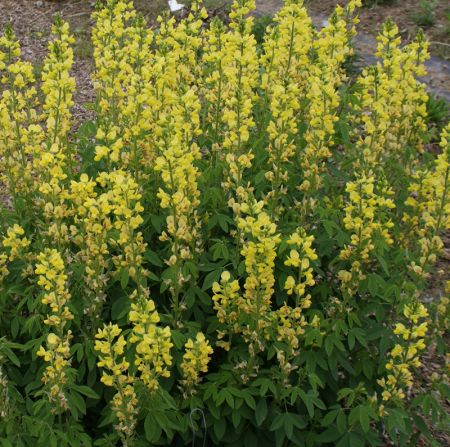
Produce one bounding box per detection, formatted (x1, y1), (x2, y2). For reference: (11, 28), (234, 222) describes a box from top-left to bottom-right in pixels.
(299, 1), (361, 200)
(377, 301), (429, 402)
(261, 0), (312, 218)
(35, 249), (73, 413)
(338, 173), (395, 296)
(221, 0), (259, 209)
(179, 331), (213, 396)
(0, 0), (448, 445)
(354, 19), (429, 171)
(0, 25), (37, 204)
(95, 323), (138, 446)
(0, 224), (30, 281)
(404, 123), (449, 280)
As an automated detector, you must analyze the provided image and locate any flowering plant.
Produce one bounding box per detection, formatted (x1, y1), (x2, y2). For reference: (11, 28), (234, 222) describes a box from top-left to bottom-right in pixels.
(0, 1), (448, 446)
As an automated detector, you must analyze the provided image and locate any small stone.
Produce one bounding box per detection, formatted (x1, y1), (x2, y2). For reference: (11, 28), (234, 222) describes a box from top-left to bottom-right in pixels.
(36, 0), (43, 6)
(168, 0), (184, 12)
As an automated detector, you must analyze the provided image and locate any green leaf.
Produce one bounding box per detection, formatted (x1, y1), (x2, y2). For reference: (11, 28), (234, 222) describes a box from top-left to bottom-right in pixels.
(243, 392), (256, 410)
(207, 214), (218, 230)
(338, 121), (350, 146)
(337, 410), (347, 434)
(145, 413), (162, 442)
(147, 271), (159, 282)
(10, 318), (20, 338)
(299, 390), (314, 418)
(288, 413), (307, 430)
(359, 406), (370, 432)
(325, 337), (334, 356)
(68, 391), (86, 417)
(255, 171), (266, 185)
(231, 410), (241, 428)
(144, 250), (163, 267)
(283, 416), (294, 440)
(111, 295), (130, 320)
(214, 417), (226, 440)
(71, 384), (99, 400)
(255, 398), (268, 426)
(412, 414), (431, 437)
(225, 391), (234, 409)
(120, 268), (129, 289)
(269, 414), (284, 432)
(348, 332), (355, 350)
(322, 409), (339, 427)
(202, 269), (222, 291)
(217, 214), (232, 232)
(275, 428), (285, 447)
(3, 347), (20, 367)
(348, 405), (370, 433)
(375, 254), (389, 275)
(316, 427), (341, 443)
(150, 215), (164, 233)
(171, 330), (185, 349)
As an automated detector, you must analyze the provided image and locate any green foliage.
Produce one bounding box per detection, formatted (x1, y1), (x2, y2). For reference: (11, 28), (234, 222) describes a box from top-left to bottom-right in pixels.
(0, 1), (449, 446)
(412, 0), (437, 28)
(362, 0), (396, 7)
(253, 15), (274, 45)
(426, 94), (449, 133)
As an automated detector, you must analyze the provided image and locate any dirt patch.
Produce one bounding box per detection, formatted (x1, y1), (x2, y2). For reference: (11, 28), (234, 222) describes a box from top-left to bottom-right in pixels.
(1, 1), (94, 123)
(0, 0), (170, 124)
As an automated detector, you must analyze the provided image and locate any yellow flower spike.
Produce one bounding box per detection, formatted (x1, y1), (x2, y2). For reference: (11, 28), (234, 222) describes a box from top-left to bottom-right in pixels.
(299, 2), (360, 205)
(69, 173), (114, 320)
(403, 124), (449, 278)
(0, 225), (30, 279)
(0, 25), (38, 202)
(42, 15), (76, 155)
(339, 172), (396, 295)
(127, 294), (173, 392)
(355, 20), (429, 170)
(283, 228), (317, 307)
(212, 0), (258, 199)
(92, 0), (136, 161)
(35, 249), (73, 413)
(212, 200), (281, 358)
(239, 209), (281, 316)
(269, 301), (308, 385)
(94, 322), (138, 443)
(378, 299), (429, 404)
(151, 27), (203, 316)
(260, 1), (312, 218)
(180, 332), (213, 396)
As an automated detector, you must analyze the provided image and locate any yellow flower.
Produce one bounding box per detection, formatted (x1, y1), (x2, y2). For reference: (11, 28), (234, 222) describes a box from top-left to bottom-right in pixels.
(339, 173), (395, 295)
(95, 322), (138, 440)
(300, 2), (360, 196)
(283, 228), (317, 306)
(1, 225), (30, 276)
(180, 332), (213, 394)
(218, 0), (258, 198)
(378, 299), (429, 403)
(404, 124), (449, 279)
(128, 295), (173, 391)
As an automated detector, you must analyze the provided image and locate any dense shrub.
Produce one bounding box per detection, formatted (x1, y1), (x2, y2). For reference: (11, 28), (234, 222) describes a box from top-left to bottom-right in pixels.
(0, 1), (449, 446)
